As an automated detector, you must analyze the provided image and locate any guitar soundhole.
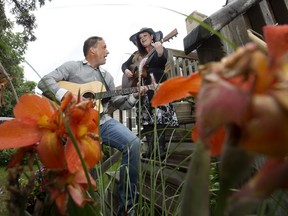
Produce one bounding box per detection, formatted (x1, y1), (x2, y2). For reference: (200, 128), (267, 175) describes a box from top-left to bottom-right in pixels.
(83, 92), (95, 100)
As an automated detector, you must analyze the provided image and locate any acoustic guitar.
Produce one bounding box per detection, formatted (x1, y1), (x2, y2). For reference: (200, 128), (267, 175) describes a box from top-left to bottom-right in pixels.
(121, 28), (178, 88)
(58, 81), (155, 113)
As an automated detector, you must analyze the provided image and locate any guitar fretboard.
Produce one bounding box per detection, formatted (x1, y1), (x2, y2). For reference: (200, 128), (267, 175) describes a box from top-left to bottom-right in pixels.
(94, 86), (141, 100)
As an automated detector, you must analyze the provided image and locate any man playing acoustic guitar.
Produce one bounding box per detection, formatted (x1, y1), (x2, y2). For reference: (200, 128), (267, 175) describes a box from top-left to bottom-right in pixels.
(37, 36), (147, 216)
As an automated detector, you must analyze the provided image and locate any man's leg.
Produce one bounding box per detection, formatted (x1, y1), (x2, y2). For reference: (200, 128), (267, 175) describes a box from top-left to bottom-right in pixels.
(100, 119), (140, 215)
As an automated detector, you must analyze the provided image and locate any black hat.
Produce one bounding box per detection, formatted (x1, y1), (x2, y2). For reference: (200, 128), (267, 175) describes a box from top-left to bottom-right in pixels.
(129, 27), (163, 46)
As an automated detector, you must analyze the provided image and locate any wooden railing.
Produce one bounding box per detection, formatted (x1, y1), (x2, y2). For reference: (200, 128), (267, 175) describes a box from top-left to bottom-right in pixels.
(183, 0), (288, 64)
(165, 48), (198, 78)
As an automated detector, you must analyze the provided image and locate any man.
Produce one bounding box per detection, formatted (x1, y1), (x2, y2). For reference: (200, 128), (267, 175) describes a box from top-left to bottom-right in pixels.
(38, 36), (147, 216)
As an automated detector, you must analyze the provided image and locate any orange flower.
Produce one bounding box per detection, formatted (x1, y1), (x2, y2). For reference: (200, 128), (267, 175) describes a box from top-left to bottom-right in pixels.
(0, 92), (102, 214)
(64, 100), (102, 173)
(0, 94), (66, 168)
(151, 72), (202, 107)
(47, 169), (96, 215)
(0, 93), (102, 171)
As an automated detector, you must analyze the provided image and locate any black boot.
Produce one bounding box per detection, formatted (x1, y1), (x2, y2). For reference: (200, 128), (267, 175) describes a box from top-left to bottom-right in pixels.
(158, 129), (166, 160)
(142, 134), (154, 158)
(142, 126), (154, 158)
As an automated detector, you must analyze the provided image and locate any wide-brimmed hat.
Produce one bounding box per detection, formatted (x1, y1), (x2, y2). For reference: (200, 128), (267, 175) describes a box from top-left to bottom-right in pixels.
(129, 27), (163, 46)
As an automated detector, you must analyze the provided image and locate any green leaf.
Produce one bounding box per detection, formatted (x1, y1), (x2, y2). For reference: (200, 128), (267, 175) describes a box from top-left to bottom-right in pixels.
(180, 140), (210, 216)
(67, 196), (100, 216)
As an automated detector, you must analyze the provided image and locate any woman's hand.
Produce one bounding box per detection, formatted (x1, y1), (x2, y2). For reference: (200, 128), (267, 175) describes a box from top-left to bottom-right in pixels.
(124, 69), (134, 78)
(151, 41), (164, 57)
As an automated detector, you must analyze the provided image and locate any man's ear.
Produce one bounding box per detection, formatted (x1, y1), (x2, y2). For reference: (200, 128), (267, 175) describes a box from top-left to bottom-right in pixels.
(90, 47), (96, 55)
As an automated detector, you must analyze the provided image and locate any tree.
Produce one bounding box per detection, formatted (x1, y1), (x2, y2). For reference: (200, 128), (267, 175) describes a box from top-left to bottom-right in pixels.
(0, 0), (52, 116)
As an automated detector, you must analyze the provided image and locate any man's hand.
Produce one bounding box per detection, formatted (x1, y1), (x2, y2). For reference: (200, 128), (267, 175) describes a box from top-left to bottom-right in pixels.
(133, 86), (148, 98)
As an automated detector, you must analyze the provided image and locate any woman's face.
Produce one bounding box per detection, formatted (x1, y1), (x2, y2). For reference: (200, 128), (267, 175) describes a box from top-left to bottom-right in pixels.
(138, 32), (153, 47)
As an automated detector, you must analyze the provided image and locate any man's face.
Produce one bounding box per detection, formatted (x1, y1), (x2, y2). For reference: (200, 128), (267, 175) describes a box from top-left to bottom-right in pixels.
(92, 40), (109, 65)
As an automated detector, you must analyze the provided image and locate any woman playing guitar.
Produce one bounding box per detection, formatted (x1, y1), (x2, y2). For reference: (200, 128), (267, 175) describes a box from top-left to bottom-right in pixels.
(121, 27), (179, 159)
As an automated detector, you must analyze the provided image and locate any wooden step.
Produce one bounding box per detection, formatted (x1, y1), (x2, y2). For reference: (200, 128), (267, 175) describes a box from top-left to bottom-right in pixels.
(105, 169), (183, 216)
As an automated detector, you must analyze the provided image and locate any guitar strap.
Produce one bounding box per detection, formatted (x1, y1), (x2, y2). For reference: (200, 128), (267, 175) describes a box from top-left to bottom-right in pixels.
(97, 68), (110, 90)
(97, 68), (111, 104)
(145, 50), (156, 66)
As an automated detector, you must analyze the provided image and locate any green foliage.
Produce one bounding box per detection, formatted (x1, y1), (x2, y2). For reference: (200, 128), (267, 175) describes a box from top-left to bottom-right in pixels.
(2, 0), (52, 43)
(210, 160), (220, 214)
(0, 149), (15, 166)
(0, 0), (40, 116)
(0, 167), (9, 216)
(1, 79), (36, 117)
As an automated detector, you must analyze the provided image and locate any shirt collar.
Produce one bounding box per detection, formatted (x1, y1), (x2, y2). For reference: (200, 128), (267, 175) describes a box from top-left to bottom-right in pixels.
(82, 59), (105, 74)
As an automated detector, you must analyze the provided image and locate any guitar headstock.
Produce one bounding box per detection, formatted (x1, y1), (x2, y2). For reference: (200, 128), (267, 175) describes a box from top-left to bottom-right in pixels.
(162, 28), (178, 43)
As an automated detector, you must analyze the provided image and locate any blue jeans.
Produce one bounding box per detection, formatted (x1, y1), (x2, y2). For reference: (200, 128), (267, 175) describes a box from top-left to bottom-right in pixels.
(100, 119), (140, 215)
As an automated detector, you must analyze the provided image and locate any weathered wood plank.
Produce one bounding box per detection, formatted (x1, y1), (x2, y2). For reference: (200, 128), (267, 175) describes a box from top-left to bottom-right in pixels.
(246, 0), (275, 35)
(183, 0), (263, 54)
(268, 0), (288, 25)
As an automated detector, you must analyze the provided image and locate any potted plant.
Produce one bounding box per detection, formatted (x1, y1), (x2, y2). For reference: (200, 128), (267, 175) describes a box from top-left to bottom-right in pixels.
(172, 96), (195, 124)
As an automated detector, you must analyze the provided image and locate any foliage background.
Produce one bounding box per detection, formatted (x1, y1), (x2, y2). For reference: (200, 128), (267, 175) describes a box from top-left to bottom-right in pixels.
(0, 0), (53, 116)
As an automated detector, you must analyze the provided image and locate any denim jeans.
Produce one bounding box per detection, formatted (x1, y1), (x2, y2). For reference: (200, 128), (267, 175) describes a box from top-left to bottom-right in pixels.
(100, 119), (140, 216)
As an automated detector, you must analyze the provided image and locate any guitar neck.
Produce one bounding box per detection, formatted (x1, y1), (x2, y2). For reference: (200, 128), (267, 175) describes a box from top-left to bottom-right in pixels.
(94, 86), (142, 100)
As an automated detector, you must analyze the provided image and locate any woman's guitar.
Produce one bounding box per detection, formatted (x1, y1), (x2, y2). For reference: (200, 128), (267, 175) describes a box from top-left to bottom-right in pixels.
(58, 81), (155, 113)
(121, 28), (178, 88)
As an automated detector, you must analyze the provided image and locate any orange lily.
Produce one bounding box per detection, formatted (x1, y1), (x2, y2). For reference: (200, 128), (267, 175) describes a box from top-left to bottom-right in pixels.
(47, 169), (96, 215)
(151, 72), (202, 107)
(0, 94), (66, 168)
(0, 93), (102, 171)
(0, 92), (102, 214)
(64, 100), (102, 174)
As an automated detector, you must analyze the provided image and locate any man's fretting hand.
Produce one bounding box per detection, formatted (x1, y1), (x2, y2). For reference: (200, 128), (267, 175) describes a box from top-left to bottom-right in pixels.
(133, 86), (148, 98)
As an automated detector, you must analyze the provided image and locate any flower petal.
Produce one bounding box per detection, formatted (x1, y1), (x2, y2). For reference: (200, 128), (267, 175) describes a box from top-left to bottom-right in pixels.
(0, 119), (42, 149)
(65, 139), (84, 174)
(241, 95), (288, 157)
(192, 124), (226, 156)
(73, 170), (96, 189)
(54, 192), (68, 215)
(38, 130), (66, 169)
(196, 77), (251, 139)
(65, 136), (101, 174)
(264, 25), (288, 66)
(152, 72), (201, 107)
(81, 136), (102, 169)
(14, 94), (55, 121)
(68, 184), (86, 207)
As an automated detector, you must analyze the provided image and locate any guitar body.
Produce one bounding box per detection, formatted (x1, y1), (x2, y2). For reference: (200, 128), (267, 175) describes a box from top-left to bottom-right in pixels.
(58, 81), (106, 113)
(122, 64), (139, 88)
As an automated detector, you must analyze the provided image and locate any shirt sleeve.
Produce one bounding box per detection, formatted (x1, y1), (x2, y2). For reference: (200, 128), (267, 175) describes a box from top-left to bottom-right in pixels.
(121, 51), (137, 72)
(37, 61), (76, 101)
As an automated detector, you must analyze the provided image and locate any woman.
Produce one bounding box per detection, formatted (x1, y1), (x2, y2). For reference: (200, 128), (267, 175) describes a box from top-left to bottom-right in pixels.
(122, 27), (179, 159)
